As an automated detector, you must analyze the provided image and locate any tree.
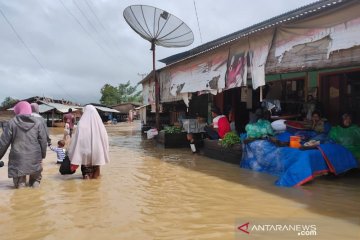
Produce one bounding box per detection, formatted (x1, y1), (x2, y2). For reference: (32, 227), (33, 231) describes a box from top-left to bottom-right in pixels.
(100, 81), (142, 106)
(100, 84), (119, 106)
(1, 97), (18, 109)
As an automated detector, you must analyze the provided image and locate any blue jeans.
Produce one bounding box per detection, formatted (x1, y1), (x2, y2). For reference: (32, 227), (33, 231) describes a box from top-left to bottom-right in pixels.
(204, 126), (220, 140)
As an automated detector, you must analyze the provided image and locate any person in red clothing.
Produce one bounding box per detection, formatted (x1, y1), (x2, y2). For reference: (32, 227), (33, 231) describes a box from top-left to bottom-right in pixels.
(204, 106), (230, 139)
(63, 108), (75, 137)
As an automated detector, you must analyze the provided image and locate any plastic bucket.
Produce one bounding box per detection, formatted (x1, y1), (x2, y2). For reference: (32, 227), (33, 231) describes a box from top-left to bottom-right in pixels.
(289, 136), (301, 148)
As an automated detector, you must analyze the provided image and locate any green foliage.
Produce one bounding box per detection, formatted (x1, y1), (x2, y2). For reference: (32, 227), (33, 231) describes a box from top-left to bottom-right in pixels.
(1, 97), (18, 109)
(99, 84), (118, 106)
(100, 81), (142, 106)
(164, 126), (182, 134)
(220, 132), (240, 148)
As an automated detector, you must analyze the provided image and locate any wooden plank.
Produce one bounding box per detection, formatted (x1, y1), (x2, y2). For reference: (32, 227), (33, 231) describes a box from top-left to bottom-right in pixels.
(201, 139), (242, 165)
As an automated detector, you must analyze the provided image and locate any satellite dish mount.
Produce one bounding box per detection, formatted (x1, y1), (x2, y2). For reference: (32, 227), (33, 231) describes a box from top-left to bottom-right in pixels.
(124, 5), (194, 130)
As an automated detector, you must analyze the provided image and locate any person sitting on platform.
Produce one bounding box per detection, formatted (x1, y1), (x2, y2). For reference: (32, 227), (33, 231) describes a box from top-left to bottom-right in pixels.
(329, 113), (360, 159)
(204, 106), (230, 140)
(304, 111), (325, 133)
(224, 105), (236, 133)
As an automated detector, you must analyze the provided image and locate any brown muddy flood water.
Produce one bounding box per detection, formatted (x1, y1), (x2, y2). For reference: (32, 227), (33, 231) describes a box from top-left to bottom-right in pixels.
(0, 122), (359, 240)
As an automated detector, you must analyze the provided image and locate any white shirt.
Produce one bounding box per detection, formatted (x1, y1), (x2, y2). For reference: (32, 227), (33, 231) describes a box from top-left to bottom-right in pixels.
(212, 115), (225, 129)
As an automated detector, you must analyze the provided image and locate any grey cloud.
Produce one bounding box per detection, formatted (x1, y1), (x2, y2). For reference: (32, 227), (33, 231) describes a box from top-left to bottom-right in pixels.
(0, 0), (315, 104)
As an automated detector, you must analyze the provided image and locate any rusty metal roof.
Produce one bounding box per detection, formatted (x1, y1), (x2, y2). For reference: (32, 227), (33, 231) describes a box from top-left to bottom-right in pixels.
(159, 0), (353, 65)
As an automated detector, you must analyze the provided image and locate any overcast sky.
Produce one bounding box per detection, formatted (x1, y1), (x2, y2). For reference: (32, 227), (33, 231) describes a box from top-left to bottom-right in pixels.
(0, 0), (316, 104)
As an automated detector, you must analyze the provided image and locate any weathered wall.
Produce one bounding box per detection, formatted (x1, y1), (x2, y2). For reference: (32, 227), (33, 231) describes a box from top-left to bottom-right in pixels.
(266, 37), (360, 75)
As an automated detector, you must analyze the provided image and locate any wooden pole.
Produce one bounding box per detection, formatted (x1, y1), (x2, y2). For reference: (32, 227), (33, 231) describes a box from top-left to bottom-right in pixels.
(152, 41), (160, 130)
(51, 110), (54, 127)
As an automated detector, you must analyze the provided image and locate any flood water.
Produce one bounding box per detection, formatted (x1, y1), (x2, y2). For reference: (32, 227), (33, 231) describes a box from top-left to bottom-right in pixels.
(0, 122), (359, 240)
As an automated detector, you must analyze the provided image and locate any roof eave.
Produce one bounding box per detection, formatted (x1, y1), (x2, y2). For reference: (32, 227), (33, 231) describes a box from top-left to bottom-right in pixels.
(159, 0), (352, 65)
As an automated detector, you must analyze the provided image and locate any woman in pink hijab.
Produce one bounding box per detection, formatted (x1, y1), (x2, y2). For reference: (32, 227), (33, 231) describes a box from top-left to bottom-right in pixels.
(0, 101), (48, 188)
(68, 105), (110, 179)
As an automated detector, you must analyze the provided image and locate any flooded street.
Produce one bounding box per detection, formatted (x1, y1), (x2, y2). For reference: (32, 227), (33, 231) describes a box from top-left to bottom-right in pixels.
(0, 122), (359, 240)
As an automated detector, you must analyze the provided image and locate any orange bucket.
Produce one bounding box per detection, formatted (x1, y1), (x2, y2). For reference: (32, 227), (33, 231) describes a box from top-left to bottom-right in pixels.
(289, 136), (301, 148)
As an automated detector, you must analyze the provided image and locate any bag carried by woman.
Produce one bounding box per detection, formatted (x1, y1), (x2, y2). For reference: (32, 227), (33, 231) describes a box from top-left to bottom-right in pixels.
(59, 155), (75, 175)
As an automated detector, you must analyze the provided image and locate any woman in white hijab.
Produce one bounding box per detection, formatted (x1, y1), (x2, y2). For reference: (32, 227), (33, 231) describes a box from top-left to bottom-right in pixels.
(68, 105), (110, 179)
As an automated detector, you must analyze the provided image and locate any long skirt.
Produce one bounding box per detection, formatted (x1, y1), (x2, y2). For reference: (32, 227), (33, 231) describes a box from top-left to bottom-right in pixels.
(80, 165), (100, 179)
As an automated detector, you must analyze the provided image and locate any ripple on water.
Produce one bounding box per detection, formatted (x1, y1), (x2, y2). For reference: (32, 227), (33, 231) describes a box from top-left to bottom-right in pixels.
(0, 122), (359, 240)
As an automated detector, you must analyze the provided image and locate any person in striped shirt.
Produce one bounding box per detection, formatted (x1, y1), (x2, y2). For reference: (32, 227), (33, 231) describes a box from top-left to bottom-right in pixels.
(49, 140), (66, 164)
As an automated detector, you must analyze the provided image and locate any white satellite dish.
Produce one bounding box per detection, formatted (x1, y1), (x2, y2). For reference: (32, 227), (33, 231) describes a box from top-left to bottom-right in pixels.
(124, 5), (194, 129)
(123, 5), (194, 48)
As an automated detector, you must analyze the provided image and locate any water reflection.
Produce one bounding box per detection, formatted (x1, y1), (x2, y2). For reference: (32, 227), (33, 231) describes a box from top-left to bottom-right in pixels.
(0, 122), (359, 240)
(7, 189), (55, 240)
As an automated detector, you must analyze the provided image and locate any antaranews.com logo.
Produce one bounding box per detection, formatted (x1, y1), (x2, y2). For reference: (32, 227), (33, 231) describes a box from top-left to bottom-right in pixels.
(236, 221), (317, 237)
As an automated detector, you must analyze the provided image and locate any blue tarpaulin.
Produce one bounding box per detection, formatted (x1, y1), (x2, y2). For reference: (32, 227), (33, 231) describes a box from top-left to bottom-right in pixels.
(241, 140), (358, 187)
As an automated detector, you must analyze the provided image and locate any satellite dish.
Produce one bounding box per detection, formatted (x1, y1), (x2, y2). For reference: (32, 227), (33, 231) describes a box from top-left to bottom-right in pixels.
(123, 5), (194, 48)
(123, 5), (194, 129)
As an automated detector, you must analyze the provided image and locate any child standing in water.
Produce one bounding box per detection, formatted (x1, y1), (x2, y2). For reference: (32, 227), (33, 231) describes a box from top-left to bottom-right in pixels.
(49, 140), (66, 164)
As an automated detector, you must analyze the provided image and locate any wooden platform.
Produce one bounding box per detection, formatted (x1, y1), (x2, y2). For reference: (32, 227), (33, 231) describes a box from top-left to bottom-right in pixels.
(156, 131), (189, 148)
(201, 139), (242, 165)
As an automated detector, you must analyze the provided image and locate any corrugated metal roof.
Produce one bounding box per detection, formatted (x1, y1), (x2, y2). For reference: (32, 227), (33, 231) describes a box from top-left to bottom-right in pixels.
(39, 101), (82, 113)
(111, 102), (142, 107)
(6, 103), (76, 113)
(135, 104), (150, 110)
(159, 0), (351, 65)
(7, 104), (55, 113)
(38, 104), (55, 113)
(94, 106), (120, 113)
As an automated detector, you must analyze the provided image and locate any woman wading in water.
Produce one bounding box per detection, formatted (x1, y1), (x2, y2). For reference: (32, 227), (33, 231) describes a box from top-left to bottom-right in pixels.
(0, 101), (47, 188)
(68, 105), (110, 179)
